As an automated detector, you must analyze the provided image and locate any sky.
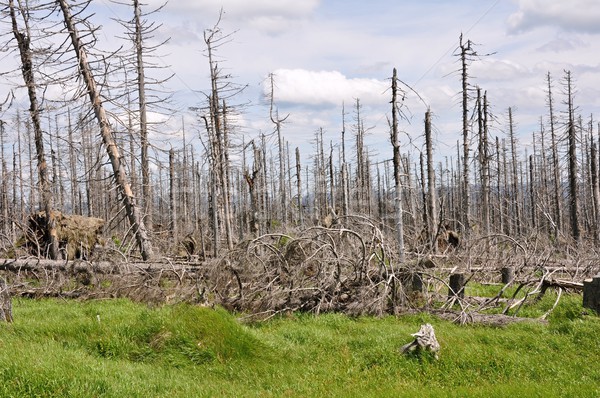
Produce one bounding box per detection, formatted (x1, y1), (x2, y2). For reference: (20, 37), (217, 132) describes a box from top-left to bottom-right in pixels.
(7, 0), (600, 165)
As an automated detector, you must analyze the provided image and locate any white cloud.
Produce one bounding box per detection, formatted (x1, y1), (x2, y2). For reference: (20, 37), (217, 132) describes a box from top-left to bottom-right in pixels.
(470, 58), (530, 82)
(536, 36), (588, 53)
(267, 69), (389, 107)
(149, 0), (319, 33)
(508, 0), (600, 33)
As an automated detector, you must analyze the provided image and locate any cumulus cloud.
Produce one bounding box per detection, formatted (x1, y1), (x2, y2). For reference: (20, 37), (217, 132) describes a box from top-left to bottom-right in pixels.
(470, 59), (530, 81)
(266, 69), (389, 107)
(508, 0), (600, 33)
(150, 0), (319, 33)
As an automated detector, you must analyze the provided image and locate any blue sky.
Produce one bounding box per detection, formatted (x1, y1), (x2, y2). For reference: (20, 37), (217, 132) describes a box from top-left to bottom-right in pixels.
(7, 0), (600, 164)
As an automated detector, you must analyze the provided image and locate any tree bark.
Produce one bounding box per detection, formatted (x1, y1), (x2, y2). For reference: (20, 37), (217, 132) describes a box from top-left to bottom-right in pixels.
(9, 0), (59, 259)
(391, 68), (405, 262)
(58, 0), (153, 260)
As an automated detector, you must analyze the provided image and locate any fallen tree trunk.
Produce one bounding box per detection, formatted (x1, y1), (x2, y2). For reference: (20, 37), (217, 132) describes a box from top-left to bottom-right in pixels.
(0, 258), (202, 275)
(543, 279), (584, 291)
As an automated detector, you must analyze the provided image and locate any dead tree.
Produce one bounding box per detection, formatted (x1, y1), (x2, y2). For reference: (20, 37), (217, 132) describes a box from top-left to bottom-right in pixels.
(458, 34), (474, 235)
(0, 277), (12, 322)
(268, 73), (290, 225)
(547, 72), (563, 237)
(201, 14), (243, 251)
(564, 71), (581, 243)
(478, 89), (491, 236)
(8, 0), (59, 259)
(507, 107), (522, 235)
(112, 0), (174, 230)
(425, 110), (438, 250)
(391, 68), (405, 262)
(57, 0), (153, 260)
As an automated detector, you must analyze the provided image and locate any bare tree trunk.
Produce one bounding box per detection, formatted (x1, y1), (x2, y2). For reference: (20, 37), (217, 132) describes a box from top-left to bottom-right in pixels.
(295, 147), (303, 227)
(478, 90), (490, 236)
(132, 0), (153, 230)
(169, 148), (177, 244)
(58, 0), (153, 260)
(341, 105), (350, 216)
(508, 108), (522, 236)
(591, 118), (600, 243)
(425, 110), (438, 251)
(459, 34), (472, 235)
(269, 73), (289, 225)
(9, 0), (59, 259)
(564, 71), (581, 243)
(391, 68), (405, 262)
(547, 72), (563, 237)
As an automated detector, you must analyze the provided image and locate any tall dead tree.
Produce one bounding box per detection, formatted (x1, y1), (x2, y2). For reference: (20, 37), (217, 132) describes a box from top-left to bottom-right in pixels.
(8, 0), (58, 259)
(201, 15), (240, 251)
(564, 70), (580, 243)
(391, 68), (405, 262)
(546, 72), (563, 237)
(458, 34), (474, 235)
(424, 110), (437, 250)
(268, 73), (290, 225)
(134, 0), (151, 228)
(590, 117), (600, 243)
(113, 0), (173, 230)
(58, 0), (153, 260)
(478, 89), (491, 236)
(507, 107), (522, 235)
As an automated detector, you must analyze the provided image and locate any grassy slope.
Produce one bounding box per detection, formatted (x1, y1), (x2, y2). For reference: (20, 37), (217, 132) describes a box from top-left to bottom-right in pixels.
(0, 294), (598, 398)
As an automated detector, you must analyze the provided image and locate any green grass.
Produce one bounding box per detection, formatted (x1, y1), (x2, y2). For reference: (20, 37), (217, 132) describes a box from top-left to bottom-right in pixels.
(0, 296), (599, 397)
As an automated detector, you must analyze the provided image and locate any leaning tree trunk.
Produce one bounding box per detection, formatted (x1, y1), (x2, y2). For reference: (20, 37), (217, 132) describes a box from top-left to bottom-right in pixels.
(58, 0), (153, 260)
(9, 0), (59, 259)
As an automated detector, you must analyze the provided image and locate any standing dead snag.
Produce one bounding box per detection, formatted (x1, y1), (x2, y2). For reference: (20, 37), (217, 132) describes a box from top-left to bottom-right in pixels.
(57, 0), (153, 260)
(0, 278), (12, 323)
(401, 324), (440, 359)
(8, 0), (59, 260)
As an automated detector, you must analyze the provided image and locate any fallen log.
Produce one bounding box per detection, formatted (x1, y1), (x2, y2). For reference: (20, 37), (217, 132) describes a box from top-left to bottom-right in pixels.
(0, 258), (204, 275)
(543, 279), (584, 291)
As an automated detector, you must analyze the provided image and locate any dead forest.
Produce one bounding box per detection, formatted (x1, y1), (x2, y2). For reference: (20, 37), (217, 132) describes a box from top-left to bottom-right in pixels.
(0, 1), (599, 321)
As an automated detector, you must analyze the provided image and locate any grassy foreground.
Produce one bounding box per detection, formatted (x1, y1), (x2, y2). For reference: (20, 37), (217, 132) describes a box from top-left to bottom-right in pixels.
(0, 294), (598, 397)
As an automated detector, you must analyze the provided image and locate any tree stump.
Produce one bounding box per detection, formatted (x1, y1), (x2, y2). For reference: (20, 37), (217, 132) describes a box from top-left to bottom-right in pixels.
(501, 267), (515, 284)
(448, 273), (465, 299)
(401, 323), (440, 359)
(410, 272), (424, 293)
(0, 278), (12, 322)
(583, 274), (600, 314)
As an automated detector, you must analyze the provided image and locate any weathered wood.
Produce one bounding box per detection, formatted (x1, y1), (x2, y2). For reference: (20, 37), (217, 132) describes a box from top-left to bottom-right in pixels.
(544, 279), (584, 291)
(0, 258), (202, 275)
(58, 0), (153, 261)
(401, 323), (440, 359)
(0, 278), (12, 322)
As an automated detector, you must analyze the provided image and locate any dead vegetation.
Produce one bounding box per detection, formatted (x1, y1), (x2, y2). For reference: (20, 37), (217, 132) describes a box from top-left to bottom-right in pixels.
(10, 211), (105, 260)
(1, 216), (598, 324)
